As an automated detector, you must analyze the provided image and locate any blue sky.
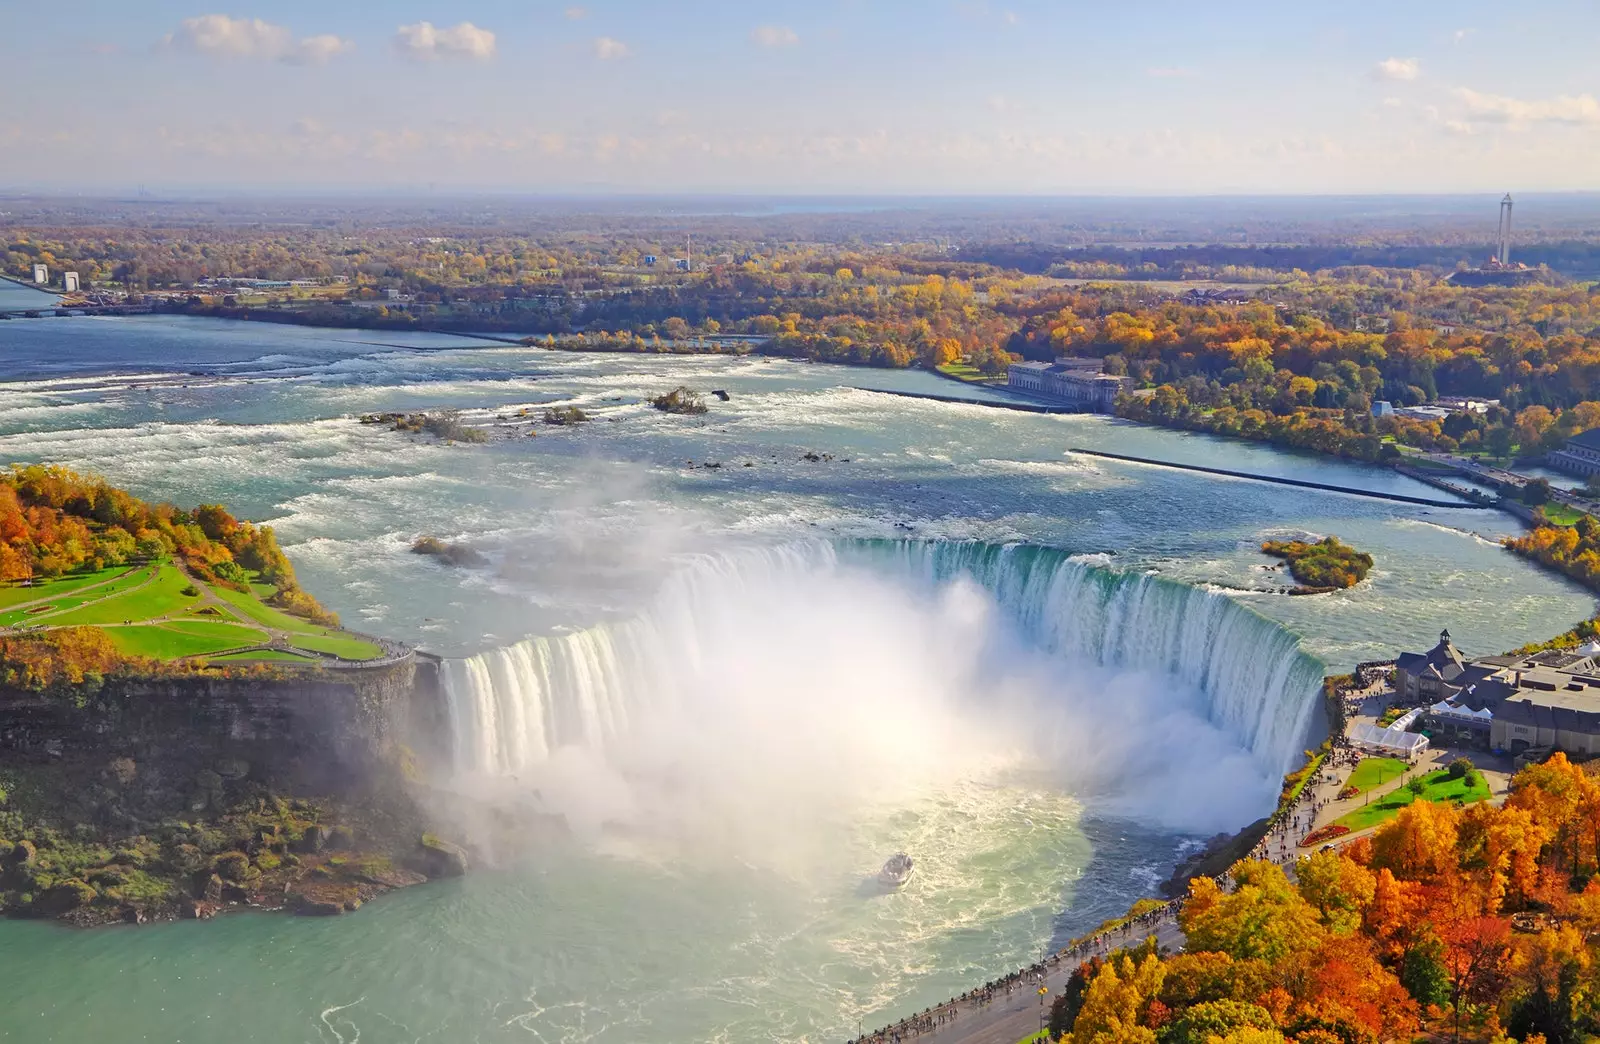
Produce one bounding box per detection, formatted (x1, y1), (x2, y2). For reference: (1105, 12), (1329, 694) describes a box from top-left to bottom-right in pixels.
(3, 0), (1597, 194)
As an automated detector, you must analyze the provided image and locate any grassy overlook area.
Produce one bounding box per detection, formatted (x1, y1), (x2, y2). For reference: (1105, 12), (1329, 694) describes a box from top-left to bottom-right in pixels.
(0, 466), (389, 695)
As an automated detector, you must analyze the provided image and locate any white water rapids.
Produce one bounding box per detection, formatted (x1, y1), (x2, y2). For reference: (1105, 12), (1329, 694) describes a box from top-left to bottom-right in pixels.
(438, 541), (1323, 837)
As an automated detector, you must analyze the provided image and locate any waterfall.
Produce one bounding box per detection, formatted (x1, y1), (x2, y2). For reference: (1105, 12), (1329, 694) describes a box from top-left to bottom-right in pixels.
(440, 540), (1325, 780)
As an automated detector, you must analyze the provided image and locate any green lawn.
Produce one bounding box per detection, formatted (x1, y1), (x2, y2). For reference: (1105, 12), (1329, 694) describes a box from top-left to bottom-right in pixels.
(206, 649), (320, 664)
(0, 566), (132, 611)
(210, 583), (380, 658)
(0, 566), (157, 626)
(1541, 504), (1588, 527)
(155, 618), (270, 644)
(5, 557), (389, 665)
(288, 632), (384, 660)
(936, 363), (1006, 384)
(1333, 769), (1492, 832)
(1345, 757), (1408, 795)
(41, 563), (198, 626)
(209, 583), (325, 634)
(104, 624), (255, 660)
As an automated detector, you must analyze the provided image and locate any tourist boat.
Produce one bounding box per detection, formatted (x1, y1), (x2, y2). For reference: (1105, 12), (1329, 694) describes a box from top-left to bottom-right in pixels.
(878, 852), (914, 888)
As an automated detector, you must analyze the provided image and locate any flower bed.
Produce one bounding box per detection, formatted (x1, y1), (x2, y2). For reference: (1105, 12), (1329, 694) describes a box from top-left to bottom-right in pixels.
(1301, 824), (1350, 847)
(1338, 785), (1358, 800)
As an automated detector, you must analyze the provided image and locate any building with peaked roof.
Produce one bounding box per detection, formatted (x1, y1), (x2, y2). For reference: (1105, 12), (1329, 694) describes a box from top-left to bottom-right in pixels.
(1395, 629), (1466, 701)
(1399, 628), (1600, 753)
(1546, 428), (1600, 479)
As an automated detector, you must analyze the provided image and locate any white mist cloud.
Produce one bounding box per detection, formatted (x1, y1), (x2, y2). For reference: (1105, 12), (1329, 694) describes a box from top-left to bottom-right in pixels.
(592, 36), (631, 60)
(751, 25), (800, 48)
(1374, 56), (1420, 81)
(162, 14), (351, 65)
(442, 549), (1281, 852)
(394, 21), (498, 62)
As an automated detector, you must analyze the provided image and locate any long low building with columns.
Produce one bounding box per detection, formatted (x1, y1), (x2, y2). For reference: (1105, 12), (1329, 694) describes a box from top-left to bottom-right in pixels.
(1006, 357), (1130, 413)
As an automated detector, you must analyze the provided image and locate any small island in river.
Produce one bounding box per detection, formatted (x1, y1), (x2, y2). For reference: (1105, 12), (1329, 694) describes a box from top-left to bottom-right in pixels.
(1261, 535), (1374, 594)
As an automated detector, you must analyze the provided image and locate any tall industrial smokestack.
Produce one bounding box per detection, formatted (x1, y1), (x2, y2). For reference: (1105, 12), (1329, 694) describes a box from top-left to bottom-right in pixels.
(1497, 193), (1514, 267)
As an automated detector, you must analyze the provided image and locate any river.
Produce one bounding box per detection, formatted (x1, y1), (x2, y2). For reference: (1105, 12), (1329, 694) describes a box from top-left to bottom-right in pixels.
(0, 314), (1590, 1042)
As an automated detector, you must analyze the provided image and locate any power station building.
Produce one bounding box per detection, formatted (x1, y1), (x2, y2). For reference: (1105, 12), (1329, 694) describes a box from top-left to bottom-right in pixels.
(1006, 357), (1130, 413)
(1547, 428), (1600, 479)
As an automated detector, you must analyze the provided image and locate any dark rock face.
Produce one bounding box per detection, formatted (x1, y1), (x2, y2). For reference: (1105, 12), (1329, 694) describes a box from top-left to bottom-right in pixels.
(34, 880), (98, 917)
(9, 839), (37, 866)
(296, 898), (345, 917)
(0, 656), (460, 927)
(417, 836), (469, 878)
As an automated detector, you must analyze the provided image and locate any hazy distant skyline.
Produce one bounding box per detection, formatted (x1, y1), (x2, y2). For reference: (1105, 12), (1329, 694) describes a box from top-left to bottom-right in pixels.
(4, 0), (1597, 195)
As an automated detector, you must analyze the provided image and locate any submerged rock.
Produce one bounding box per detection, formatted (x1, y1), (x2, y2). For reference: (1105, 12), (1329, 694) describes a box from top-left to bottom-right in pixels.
(417, 834), (469, 878)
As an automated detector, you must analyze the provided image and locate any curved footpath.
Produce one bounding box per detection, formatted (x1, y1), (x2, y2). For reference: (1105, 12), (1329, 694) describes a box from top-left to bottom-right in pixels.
(855, 680), (1512, 1044)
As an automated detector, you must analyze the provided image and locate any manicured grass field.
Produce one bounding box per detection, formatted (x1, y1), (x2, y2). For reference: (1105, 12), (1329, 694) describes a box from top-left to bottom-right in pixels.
(156, 618), (270, 644)
(935, 362), (1006, 384)
(1542, 504), (1588, 527)
(42, 563), (198, 626)
(209, 584), (324, 633)
(1333, 768), (1491, 832)
(104, 624), (252, 660)
(4, 556), (389, 665)
(0, 567), (156, 626)
(1345, 757), (1408, 795)
(206, 649), (320, 664)
(288, 632), (384, 660)
(211, 584), (380, 657)
(0, 566), (131, 611)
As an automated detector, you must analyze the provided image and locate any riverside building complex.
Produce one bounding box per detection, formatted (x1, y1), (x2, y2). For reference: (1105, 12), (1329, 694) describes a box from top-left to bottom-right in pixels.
(1397, 629), (1600, 756)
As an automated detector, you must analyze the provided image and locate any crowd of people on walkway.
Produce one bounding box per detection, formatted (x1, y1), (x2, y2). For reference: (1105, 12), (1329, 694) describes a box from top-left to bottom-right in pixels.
(847, 898), (1184, 1044)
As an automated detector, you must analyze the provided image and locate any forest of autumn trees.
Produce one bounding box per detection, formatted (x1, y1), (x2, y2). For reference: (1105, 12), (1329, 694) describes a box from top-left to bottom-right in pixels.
(0, 466), (334, 692)
(11, 217), (1600, 463)
(1054, 753), (1600, 1044)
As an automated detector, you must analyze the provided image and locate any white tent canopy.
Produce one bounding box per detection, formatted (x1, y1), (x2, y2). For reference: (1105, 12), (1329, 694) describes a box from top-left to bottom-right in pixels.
(1349, 718), (1431, 756)
(1428, 699), (1493, 724)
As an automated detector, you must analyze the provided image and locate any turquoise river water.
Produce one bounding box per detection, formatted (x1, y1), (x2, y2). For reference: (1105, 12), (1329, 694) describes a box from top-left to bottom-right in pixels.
(0, 315), (1590, 1042)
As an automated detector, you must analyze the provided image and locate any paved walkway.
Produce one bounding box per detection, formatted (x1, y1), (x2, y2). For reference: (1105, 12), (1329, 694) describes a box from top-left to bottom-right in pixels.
(852, 911), (1184, 1044)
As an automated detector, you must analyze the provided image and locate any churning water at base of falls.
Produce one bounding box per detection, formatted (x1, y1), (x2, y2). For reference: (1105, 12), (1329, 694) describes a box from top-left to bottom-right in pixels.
(439, 540), (1322, 836)
(0, 315), (1594, 1043)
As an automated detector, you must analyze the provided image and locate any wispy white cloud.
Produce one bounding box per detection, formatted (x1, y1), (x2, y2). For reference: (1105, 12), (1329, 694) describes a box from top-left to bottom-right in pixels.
(1374, 56), (1420, 82)
(1453, 28), (1474, 43)
(751, 25), (800, 48)
(593, 36), (631, 60)
(162, 15), (352, 65)
(1454, 87), (1600, 127)
(1381, 96), (1403, 109)
(288, 34), (354, 66)
(1146, 67), (1193, 79)
(565, 6), (587, 19)
(394, 21), (497, 62)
